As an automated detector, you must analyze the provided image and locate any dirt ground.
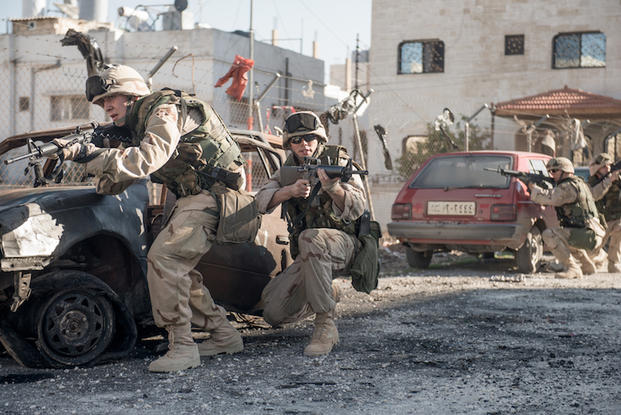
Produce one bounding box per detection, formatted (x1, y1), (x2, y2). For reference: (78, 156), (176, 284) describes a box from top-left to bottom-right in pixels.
(1, 245), (620, 414)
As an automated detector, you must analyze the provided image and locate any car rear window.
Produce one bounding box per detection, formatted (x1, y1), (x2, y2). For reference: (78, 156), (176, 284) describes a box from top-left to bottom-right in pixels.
(410, 155), (513, 189)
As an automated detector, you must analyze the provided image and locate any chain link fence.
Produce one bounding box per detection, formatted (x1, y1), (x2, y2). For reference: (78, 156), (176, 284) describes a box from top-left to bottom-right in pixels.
(0, 45), (328, 198)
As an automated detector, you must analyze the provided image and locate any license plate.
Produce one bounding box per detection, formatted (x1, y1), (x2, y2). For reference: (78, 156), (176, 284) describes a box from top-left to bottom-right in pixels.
(427, 201), (476, 216)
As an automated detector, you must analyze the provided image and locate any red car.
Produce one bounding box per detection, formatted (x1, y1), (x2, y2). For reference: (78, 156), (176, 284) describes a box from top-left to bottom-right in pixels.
(388, 151), (558, 273)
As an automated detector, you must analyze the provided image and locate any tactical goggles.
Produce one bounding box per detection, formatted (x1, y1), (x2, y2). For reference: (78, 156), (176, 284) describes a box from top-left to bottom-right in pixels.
(85, 75), (113, 102)
(593, 155), (612, 165)
(290, 134), (318, 145)
(547, 168), (560, 173)
(285, 112), (320, 134)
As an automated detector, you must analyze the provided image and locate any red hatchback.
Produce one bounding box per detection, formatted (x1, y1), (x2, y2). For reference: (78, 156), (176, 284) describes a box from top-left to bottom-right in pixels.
(387, 151), (558, 272)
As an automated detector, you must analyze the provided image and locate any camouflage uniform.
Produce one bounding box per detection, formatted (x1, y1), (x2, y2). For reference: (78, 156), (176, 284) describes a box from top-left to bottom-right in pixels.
(73, 65), (247, 372)
(588, 153), (621, 272)
(254, 112), (367, 356)
(531, 163), (605, 278)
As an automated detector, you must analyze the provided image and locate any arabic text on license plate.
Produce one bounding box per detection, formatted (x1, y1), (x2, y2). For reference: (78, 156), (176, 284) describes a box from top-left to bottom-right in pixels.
(427, 201), (475, 216)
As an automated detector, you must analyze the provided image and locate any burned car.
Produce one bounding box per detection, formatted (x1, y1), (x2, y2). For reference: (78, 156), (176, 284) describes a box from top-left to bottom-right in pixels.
(0, 126), (291, 368)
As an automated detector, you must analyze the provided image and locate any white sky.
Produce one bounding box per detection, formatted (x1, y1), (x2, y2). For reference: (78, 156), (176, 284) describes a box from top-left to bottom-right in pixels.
(0, 0), (372, 79)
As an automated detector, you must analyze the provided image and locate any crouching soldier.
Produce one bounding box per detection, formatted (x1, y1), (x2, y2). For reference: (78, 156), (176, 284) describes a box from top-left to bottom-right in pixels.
(254, 111), (368, 356)
(529, 157), (605, 279)
(52, 64), (258, 372)
(588, 153), (621, 273)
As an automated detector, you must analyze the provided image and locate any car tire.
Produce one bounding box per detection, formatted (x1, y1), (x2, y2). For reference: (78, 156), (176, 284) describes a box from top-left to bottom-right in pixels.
(28, 271), (120, 368)
(406, 248), (433, 269)
(515, 227), (543, 273)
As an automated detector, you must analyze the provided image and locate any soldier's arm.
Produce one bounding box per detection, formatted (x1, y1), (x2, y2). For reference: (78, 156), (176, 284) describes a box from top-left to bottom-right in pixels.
(589, 176), (611, 201)
(255, 169), (311, 213)
(84, 103), (180, 183)
(530, 182), (578, 206)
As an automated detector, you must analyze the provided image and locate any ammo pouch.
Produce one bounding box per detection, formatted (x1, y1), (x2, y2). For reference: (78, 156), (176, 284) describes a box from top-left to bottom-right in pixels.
(349, 211), (382, 294)
(567, 227), (597, 250)
(211, 185), (261, 243)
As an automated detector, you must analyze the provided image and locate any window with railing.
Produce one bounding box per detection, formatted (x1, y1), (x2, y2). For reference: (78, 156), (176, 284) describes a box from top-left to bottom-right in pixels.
(398, 40), (444, 74)
(553, 32), (605, 69)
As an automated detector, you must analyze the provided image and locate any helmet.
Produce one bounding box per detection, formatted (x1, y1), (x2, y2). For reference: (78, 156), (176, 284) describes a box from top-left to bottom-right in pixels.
(282, 111), (328, 148)
(591, 153), (612, 166)
(86, 64), (150, 106)
(546, 157), (574, 174)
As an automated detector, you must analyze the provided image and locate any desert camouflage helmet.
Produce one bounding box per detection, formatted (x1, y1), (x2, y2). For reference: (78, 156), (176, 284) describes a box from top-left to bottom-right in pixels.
(547, 157), (574, 174)
(87, 64), (150, 106)
(282, 111), (328, 148)
(591, 152), (613, 166)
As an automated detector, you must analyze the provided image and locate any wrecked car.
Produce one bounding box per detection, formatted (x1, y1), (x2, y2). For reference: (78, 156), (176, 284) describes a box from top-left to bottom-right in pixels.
(0, 126), (291, 368)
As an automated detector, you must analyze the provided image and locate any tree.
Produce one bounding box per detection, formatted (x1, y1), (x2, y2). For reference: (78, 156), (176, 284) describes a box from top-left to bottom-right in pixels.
(396, 118), (492, 179)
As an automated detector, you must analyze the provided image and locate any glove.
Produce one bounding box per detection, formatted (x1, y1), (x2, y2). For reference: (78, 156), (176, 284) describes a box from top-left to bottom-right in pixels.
(51, 139), (100, 163)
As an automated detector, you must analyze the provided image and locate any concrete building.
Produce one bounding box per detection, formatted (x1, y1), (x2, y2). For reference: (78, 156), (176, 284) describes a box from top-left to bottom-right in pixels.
(367, 0), (621, 227)
(0, 16), (325, 140)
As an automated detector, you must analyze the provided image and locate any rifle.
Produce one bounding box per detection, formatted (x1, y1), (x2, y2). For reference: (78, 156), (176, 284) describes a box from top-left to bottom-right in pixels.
(484, 167), (554, 188)
(279, 157), (368, 187)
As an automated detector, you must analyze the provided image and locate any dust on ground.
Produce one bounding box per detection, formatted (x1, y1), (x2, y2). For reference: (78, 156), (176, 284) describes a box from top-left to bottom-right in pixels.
(1, 244), (620, 414)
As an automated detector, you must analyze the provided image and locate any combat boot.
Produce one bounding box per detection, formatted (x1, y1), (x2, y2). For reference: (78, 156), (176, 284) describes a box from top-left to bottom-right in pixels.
(198, 321), (243, 356)
(581, 259), (596, 275)
(148, 324), (200, 372)
(608, 262), (621, 273)
(304, 311), (339, 357)
(555, 260), (583, 279)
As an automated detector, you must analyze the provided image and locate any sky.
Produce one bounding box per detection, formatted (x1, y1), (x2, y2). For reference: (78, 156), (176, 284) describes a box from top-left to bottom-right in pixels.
(0, 0), (372, 80)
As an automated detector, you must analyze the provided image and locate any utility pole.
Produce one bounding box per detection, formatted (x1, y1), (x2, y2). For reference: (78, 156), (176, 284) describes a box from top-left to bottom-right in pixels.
(248, 0), (254, 130)
(354, 34), (360, 91)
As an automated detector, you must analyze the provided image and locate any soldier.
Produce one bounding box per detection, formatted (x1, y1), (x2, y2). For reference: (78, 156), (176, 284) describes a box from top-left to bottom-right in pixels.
(528, 157), (605, 279)
(254, 111), (367, 356)
(53, 64), (252, 372)
(588, 153), (621, 273)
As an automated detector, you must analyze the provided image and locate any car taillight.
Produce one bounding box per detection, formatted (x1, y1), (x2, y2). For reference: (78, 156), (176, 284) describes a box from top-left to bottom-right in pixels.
(491, 204), (517, 221)
(391, 203), (412, 220)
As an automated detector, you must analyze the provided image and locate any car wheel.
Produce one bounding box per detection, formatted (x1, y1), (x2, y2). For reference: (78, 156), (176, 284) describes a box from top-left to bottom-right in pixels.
(36, 286), (116, 367)
(515, 227), (543, 273)
(406, 248), (433, 269)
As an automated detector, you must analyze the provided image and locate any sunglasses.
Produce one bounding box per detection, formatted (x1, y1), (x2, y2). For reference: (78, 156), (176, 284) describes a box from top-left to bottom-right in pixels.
(547, 168), (560, 173)
(285, 112), (320, 134)
(290, 134), (318, 145)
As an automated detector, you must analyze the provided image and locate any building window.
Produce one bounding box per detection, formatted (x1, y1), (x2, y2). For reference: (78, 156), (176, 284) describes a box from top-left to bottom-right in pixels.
(553, 32), (605, 69)
(505, 34), (524, 55)
(398, 40), (444, 74)
(18, 97), (29, 111)
(50, 95), (89, 121)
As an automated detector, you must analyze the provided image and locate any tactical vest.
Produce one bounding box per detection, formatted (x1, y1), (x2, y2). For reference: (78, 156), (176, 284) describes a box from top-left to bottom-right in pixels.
(555, 176), (599, 228)
(588, 174), (621, 221)
(284, 145), (358, 257)
(124, 89), (245, 197)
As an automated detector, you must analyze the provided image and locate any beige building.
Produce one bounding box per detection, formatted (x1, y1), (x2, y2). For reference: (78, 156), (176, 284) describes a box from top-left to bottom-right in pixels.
(367, 0), (621, 226)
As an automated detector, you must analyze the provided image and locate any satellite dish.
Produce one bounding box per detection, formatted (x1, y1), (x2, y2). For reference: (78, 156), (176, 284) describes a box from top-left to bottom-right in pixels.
(174, 0), (188, 12)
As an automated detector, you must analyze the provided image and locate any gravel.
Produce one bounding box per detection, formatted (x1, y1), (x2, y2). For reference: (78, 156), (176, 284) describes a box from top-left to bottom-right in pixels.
(1, 246), (620, 414)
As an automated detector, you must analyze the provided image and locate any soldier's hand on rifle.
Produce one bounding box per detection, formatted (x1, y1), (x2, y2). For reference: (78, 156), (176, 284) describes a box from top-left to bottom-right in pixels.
(611, 170), (620, 182)
(51, 138), (97, 163)
(317, 168), (340, 193)
(288, 178), (312, 199)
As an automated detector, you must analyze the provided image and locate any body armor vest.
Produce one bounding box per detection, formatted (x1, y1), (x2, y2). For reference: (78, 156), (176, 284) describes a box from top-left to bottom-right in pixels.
(588, 174), (621, 221)
(124, 89), (245, 197)
(555, 176), (599, 228)
(284, 145), (358, 257)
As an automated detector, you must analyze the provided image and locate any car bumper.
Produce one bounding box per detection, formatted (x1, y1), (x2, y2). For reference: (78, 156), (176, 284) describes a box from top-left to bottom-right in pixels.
(387, 221), (518, 244)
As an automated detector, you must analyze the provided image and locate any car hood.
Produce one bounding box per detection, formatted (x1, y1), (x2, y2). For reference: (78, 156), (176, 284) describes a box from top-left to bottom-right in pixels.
(0, 186), (98, 214)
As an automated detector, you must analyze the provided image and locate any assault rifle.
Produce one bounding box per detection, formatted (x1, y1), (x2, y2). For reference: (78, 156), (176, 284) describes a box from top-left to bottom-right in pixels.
(484, 167), (555, 189)
(279, 157), (368, 187)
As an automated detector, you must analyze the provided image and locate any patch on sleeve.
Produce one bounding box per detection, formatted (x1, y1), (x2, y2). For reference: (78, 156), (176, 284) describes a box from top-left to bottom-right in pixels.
(153, 105), (178, 123)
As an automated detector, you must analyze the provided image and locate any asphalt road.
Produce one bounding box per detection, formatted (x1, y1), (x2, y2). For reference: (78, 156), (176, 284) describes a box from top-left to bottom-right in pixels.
(1, 251), (620, 414)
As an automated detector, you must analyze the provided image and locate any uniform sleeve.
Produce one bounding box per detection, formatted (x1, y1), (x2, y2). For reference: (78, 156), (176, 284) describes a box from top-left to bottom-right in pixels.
(589, 176), (611, 201)
(328, 174), (367, 221)
(254, 169), (283, 214)
(85, 103), (180, 184)
(530, 181), (578, 206)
